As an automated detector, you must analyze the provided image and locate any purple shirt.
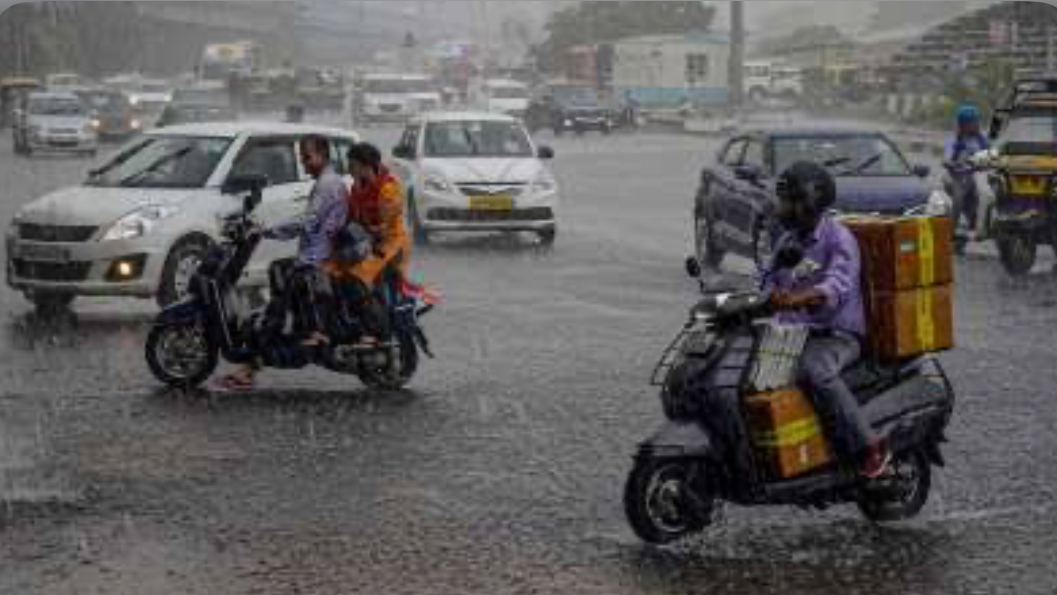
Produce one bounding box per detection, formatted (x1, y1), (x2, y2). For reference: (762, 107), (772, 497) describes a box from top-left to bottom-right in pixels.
(760, 217), (866, 337)
(265, 165), (349, 265)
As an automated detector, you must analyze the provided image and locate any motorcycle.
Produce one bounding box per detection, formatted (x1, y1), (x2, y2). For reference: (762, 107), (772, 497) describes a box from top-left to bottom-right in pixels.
(976, 148), (1057, 276)
(622, 258), (955, 544)
(145, 174), (436, 391)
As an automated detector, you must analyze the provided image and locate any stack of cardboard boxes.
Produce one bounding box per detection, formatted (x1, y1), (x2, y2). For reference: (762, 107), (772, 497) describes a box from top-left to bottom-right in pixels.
(843, 216), (955, 360)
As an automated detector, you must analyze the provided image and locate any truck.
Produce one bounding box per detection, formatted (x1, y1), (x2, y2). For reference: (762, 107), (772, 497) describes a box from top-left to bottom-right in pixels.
(611, 33), (731, 113)
(357, 73), (442, 123)
(743, 60), (804, 104)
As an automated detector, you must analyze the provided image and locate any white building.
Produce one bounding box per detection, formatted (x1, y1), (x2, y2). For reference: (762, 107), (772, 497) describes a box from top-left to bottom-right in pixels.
(611, 32), (731, 108)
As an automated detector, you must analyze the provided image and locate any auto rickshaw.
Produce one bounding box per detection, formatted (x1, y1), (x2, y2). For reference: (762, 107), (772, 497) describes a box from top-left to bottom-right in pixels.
(1, 77), (41, 129)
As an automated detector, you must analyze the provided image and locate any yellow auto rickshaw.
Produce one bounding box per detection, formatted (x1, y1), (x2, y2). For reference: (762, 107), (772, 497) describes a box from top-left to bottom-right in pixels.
(1, 77), (41, 129)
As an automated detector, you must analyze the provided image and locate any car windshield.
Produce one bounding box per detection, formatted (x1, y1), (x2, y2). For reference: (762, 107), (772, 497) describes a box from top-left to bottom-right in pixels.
(1000, 114), (1057, 145)
(490, 86), (527, 99)
(424, 121), (533, 158)
(86, 135), (232, 188)
(29, 97), (86, 116)
(772, 135), (911, 176)
(364, 79), (434, 94)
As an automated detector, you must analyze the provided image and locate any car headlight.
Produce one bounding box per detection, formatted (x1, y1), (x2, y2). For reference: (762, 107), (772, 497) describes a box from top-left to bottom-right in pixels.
(925, 189), (952, 216)
(529, 171), (557, 195)
(102, 204), (180, 241)
(89, 119), (101, 130)
(423, 173), (453, 194)
(129, 95), (140, 106)
(130, 119), (142, 130)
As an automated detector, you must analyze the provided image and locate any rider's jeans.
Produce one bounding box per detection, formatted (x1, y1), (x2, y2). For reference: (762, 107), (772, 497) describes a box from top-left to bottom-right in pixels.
(798, 332), (873, 463)
(948, 173), (980, 232)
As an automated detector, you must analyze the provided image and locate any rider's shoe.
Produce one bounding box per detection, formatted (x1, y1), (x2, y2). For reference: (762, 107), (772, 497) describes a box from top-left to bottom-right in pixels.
(861, 441), (892, 479)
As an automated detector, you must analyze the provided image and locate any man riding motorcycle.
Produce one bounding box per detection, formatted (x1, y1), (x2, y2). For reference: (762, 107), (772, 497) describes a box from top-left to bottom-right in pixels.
(943, 104), (990, 246)
(326, 142), (411, 345)
(214, 134), (348, 390)
(760, 161), (890, 479)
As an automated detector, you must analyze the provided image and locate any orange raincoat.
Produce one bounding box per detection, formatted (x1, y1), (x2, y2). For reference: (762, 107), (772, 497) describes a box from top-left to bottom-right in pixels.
(328, 166), (410, 287)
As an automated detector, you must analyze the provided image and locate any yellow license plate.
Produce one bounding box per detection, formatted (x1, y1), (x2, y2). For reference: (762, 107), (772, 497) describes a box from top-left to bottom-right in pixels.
(1010, 175), (1048, 196)
(469, 196), (513, 211)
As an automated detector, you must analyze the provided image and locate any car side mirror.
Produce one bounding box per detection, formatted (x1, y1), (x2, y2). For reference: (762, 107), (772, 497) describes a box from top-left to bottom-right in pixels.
(537, 145), (554, 160)
(685, 256), (702, 279)
(912, 165), (930, 178)
(222, 173), (269, 202)
(392, 145), (413, 160)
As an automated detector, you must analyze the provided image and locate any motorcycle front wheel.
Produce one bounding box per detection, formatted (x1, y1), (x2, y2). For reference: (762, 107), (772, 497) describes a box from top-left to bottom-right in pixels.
(359, 329), (419, 391)
(145, 322), (218, 388)
(623, 458), (712, 544)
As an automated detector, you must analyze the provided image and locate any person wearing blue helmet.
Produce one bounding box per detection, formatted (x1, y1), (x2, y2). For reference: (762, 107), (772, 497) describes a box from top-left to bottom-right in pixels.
(943, 104), (990, 247)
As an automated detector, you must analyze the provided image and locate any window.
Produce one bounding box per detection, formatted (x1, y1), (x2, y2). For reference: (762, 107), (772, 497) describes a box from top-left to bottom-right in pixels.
(771, 135), (911, 177)
(423, 121), (533, 158)
(229, 138), (298, 185)
(721, 139), (747, 166)
(85, 136), (232, 189)
(686, 54), (710, 84)
(743, 140), (766, 170)
(330, 137), (354, 174)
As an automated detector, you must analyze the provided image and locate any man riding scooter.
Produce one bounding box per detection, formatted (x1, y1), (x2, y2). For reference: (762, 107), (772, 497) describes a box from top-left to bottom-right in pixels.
(214, 134), (348, 391)
(761, 161), (890, 479)
(943, 104), (990, 251)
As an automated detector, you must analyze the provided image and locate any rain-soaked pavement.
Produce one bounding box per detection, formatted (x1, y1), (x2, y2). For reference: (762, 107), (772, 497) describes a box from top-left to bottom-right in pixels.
(2, 119), (1057, 594)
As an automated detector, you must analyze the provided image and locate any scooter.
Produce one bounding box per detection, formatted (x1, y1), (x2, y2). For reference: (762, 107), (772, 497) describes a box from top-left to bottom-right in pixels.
(144, 174), (436, 391)
(622, 258), (955, 544)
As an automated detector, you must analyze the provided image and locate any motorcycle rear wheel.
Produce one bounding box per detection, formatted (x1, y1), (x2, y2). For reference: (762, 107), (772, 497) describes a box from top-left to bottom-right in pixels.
(624, 458), (712, 544)
(997, 236), (1036, 277)
(856, 449), (931, 522)
(145, 322), (218, 388)
(359, 330), (419, 391)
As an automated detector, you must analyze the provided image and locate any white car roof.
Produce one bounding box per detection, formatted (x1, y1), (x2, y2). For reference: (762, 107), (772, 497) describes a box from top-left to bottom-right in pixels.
(484, 79), (527, 88)
(415, 111), (518, 124)
(145, 121), (361, 140)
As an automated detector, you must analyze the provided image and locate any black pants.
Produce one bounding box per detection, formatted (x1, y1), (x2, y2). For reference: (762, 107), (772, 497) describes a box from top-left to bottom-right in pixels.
(264, 259), (337, 340)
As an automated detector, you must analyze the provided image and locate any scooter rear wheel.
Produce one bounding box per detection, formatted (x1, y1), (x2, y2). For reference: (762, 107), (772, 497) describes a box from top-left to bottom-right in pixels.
(624, 458), (712, 544)
(856, 449), (931, 522)
(145, 322), (218, 388)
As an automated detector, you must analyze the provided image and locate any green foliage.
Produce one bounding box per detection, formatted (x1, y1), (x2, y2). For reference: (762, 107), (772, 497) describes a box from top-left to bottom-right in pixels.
(530, 1), (716, 73)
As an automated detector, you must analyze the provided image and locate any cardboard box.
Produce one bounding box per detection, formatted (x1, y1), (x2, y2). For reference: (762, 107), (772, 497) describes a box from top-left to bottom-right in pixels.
(866, 284), (954, 360)
(745, 388), (832, 479)
(843, 216), (953, 291)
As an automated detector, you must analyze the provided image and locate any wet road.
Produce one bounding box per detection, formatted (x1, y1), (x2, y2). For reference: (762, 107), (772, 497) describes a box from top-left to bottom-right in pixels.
(1, 121), (1057, 594)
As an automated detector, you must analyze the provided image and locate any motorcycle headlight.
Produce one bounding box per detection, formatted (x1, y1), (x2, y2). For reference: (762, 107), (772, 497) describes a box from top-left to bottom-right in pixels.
(88, 119), (101, 131)
(129, 95), (141, 106)
(925, 189), (952, 216)
(423, 173), (453, 194)
(130, 119), (142, 130)
(102, 204), (180, 241)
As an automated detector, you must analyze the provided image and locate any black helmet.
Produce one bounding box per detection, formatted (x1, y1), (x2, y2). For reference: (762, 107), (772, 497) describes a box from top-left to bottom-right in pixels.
(776, 161), (836, 215)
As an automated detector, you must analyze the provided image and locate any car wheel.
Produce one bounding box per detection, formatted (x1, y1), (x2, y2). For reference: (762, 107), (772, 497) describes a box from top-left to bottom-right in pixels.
(538, 226), (557, 247)
(157, 235), (211, 308)
(694, 211), (725, 269)
(407, 192), (430, 246)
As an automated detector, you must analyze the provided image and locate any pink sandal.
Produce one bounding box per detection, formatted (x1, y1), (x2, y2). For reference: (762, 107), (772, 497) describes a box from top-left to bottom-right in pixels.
(212, 373), (255, 392)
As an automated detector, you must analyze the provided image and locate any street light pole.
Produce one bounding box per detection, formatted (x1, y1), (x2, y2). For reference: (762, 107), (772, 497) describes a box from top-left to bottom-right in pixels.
(728, 1), (744, 114)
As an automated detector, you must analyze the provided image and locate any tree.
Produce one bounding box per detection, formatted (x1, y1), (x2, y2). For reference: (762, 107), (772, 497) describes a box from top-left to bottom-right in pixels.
(529, 1), (716, 74)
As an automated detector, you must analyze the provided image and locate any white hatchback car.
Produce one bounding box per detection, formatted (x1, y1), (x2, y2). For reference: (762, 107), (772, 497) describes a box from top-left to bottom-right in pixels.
(6, 122), (359, 310)
(19, 91), (99, 156)
(391, 112), (558, 245)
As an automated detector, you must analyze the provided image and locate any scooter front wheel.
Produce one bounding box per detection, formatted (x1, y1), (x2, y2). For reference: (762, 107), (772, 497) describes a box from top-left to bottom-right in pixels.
(856, 449), (931, 522)
(623, 457), (712, 544)
(145, 322), (218, 388)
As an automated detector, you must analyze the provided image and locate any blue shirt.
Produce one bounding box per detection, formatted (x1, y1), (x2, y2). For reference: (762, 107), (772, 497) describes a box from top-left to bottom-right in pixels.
(266, 166), (349, 265)
(944, 132), (989, 176)
(760, 217), (866, 337)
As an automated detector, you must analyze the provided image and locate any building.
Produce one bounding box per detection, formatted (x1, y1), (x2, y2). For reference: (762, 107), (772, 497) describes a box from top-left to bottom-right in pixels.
(611, 32), (731, 108)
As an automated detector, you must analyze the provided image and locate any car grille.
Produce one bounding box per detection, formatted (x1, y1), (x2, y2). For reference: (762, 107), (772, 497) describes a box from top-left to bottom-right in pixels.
(19, 223), (97, 242)
(428, 207), (553, 222)
(380, 104), (402, 113)
(49, 128), (79, 135)
(457, 185), (525, 198)
(13, 260), (92, 282)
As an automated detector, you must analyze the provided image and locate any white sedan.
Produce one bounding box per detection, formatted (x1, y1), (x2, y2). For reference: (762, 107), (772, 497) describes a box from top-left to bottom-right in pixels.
(391, 111), (559, 245)
(6, 121), (359, 310)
